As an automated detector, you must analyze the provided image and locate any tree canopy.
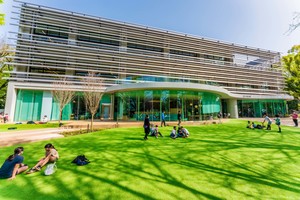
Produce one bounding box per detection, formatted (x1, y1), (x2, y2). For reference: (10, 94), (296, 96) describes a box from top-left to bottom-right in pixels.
(82, 72), (104, 131)
(286, 12), (300, 35)
(51, 78), (75, 125)
(282, 45), (300, 99)
(0, 40), (14, 108)
(0, 0), (4, 25)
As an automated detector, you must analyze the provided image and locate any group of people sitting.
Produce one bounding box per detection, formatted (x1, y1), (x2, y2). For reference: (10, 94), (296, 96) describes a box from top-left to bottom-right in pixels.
(170, 126), (190, 139)
(246, 114), (281, 132)
(0, 143), (59, 180)
(145, 123), (190, 140)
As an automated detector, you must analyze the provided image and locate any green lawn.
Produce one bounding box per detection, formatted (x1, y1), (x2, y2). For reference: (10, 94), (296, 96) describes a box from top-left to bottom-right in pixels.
(0, 123), (60, 132)
(0, 120), (300, 200)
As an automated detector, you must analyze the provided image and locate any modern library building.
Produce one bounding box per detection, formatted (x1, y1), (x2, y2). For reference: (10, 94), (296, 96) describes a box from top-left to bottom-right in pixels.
(4, 2), (293, 122)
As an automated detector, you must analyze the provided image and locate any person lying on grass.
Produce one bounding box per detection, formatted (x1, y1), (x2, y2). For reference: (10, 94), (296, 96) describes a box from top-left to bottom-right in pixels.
(0, 147), (28, 180)
(26, 143), (59, 174)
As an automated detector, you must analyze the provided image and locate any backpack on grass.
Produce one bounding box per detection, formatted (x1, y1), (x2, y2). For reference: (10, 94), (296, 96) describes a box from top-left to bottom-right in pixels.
(72, 155), (90, 166)
(44, 163), (57, 176)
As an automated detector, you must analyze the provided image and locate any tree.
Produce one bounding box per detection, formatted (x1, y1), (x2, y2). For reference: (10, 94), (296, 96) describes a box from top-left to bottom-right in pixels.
(51, 78), (75, 126)
(286, 12), (300, 35)
(282, 45), (300, 100)
(0, 0), (4, 25)
(82, 72), (104, 132)
(0, 39), (14, 108)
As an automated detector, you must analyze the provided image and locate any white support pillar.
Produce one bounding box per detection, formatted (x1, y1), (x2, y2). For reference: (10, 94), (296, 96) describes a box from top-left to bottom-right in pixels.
(228, 99), (238, 119)
(4, 82), (17, 122)
(40, 91), (53, 120)
(110, 94), (114, 120)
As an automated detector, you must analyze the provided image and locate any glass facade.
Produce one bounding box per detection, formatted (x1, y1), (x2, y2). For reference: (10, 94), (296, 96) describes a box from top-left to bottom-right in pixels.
(14, 89), (72, 121)
(13, 89), (287, 122)
(237, 99), (287, 118)
(70, 94), (111, 120)
(14, 90), (43, 122)
(114, 90), (221, 121)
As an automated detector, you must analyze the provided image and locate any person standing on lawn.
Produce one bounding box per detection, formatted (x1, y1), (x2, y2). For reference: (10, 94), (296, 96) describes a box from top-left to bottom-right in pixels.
(177, 110), (182, 126)
(291, 111), (298, 127)
(262, 114), (272, 130)
(274, 114), (281, 133)
(161, 111), (166, 127)
(143, 115), (151, 140)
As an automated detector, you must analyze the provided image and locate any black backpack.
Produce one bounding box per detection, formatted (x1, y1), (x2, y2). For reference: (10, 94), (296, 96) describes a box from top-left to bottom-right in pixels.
(71, 155), (90, 165)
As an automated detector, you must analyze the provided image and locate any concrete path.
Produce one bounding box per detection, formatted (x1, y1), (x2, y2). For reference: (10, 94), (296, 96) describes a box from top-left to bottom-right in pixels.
(0, 128), (65, 147)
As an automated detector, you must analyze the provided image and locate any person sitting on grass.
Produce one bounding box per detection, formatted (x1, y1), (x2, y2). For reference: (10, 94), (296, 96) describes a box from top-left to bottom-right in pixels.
(246, 121), (252, 128)
(39, 115), (48, 124)
(0, 147), (28, 180)
(170, 126), (177, 139)
(181, 126), (189, 138)
(154, 125), (163, 138)
(251, 122), (257, 129)
(177, 126), (185, 138)
(26, 143), (59, 174)
(149, 124), (156, 137)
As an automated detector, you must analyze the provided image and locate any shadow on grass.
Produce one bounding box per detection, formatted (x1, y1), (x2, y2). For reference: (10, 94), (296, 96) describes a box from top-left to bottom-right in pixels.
(1, 122), (300, 199)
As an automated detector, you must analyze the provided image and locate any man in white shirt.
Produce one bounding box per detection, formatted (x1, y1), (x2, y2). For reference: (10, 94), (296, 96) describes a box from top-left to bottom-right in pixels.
(262, 114), (272, 130)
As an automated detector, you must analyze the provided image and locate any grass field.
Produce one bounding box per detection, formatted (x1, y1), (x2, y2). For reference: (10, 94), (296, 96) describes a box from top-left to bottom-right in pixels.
(0, 123), (60, 132)
(0, 120), (300, 200)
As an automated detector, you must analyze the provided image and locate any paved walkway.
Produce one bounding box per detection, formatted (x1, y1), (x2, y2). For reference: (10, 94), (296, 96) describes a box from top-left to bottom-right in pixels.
(0, 118), (298, 147)
(0, 128), (65, 147)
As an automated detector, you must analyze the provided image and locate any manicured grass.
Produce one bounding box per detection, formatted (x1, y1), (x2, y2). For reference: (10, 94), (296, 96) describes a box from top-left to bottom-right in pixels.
(0, 120), (300, 200)
(0, 123), (60, 132)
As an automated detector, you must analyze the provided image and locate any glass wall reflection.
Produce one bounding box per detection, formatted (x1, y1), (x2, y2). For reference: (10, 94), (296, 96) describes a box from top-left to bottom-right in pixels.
(114, 90), (221, 121)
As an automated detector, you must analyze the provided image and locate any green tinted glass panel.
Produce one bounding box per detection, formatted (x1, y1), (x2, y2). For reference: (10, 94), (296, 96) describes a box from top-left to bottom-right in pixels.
(237, 99), (286, 117)
(100, 94), (111, 104)
(114, 90), (221, 121)
(14, 90), (42, 121)
(51, 100), (72, 120)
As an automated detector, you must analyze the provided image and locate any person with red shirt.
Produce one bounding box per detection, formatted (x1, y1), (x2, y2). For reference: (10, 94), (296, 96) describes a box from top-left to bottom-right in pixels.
(291, 111), (298, 127)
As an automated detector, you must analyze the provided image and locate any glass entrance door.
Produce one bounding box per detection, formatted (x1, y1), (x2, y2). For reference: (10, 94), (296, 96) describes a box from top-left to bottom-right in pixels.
(101, 104), (111, 120)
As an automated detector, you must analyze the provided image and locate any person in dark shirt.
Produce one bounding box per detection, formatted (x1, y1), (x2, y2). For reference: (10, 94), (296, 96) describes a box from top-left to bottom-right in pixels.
(161, 111), (166, 127)
(0, 147), (28, 180)
(177, 111), (182, 126)
(143, 115), (150, 140)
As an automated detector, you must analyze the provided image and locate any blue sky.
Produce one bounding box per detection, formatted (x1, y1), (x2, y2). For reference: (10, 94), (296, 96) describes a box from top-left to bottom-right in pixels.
(1, 0), (300, 54)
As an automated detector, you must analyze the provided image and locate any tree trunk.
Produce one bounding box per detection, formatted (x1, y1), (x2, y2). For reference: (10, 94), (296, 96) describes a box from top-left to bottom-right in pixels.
(91, 113), (94, 132)
(59, 109), (63, 127)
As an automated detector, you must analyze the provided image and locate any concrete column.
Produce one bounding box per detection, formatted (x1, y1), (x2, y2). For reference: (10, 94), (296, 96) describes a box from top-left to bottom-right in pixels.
(110, 94), (114, 120)
(4, 82), (17, 122)
(227, 99), (238, 119)
(40, 91), (53, 120)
